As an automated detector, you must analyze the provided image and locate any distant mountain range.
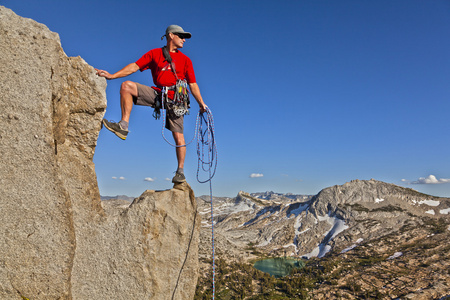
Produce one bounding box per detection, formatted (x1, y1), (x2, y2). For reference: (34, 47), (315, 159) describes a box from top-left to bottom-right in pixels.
(100, 195), (135, 202)
(196, 179), (450, 298)
(249, 191), (313, 202)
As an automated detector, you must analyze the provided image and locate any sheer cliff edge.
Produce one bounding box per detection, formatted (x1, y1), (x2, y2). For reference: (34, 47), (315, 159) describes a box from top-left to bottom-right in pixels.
(0, 6), (199, 300)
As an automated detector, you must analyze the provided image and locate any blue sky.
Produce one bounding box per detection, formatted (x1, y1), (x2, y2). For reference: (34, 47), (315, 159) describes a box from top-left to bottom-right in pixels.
(4, 0), (450, 198)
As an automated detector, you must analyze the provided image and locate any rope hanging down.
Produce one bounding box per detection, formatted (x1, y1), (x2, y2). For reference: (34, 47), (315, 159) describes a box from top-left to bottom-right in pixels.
(195, 108), (217, 300)
(160, 101), (218, 299)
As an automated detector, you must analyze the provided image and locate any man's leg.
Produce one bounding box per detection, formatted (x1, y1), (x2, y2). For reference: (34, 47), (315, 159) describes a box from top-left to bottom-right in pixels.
(172, 131), (186, 183)
(102, 80), (138, 140)
(120, 81), (138, 124)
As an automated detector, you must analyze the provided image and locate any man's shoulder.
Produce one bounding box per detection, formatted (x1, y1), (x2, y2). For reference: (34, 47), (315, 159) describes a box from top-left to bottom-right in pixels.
(140, 47), (163, 56)
(177, 50), (189, 57)
(136, 48), (162, 65)
(174, 50), (192, 62)
(149, 47), (163, 54)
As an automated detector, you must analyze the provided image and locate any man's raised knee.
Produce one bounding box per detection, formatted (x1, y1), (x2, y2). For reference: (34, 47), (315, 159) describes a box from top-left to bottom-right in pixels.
(120, 81), (138, 96)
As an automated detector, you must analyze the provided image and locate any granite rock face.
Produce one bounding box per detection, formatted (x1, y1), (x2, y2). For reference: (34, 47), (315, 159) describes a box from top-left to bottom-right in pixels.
(98, 185), (200, 300)
(0, 6), (199, 300)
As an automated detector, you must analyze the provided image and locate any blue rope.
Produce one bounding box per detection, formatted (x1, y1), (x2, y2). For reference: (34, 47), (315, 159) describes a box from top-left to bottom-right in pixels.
(195, 108), (217, 300)
(196, 109), (217, 183)
(161, 103), (217, 299)
(209, 180), (216, 300)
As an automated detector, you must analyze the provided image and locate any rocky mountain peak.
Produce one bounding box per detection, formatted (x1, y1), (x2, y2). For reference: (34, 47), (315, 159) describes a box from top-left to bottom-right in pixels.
(199, 178), (449, 260)
(310, 179), (444, 218)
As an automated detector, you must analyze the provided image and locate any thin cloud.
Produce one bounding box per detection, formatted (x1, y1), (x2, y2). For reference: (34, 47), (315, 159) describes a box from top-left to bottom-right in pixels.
(112, 176), (126, 180)
(411, 175), (450, 185)
(250, 173), (264, 178)
(144, 177), (155, 182)
(165, 178), (171, 181)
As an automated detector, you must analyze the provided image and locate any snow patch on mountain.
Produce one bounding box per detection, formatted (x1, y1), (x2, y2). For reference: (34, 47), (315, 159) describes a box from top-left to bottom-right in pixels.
(317, 213), (349, 240)
(299, 213), (349, 259)
(412, 199), (440, 206)
(288, 202), (310, 217)
(341, 238), (364, 253)
(439, 208), (450, 215)
(243, 206), (281, 227)
(387, 252), (403, 260)
(303, 244), (332, 259)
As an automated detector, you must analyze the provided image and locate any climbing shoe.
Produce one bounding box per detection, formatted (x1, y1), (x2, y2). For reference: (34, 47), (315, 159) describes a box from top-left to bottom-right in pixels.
(102, 119), (128, 140)
(172, 172), (186, 183)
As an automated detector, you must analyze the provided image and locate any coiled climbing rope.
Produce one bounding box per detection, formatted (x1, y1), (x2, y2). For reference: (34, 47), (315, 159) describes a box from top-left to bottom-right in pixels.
(161, 100), (217, 299)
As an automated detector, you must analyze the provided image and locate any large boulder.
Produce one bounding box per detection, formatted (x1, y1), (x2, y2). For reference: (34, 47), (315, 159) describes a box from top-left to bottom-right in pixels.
(0, 6), (199, 299)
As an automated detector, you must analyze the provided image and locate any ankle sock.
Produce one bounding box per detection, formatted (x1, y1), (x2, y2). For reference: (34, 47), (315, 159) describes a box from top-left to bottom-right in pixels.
(177, 168), (184, 175)
(119, 120), (129, 130)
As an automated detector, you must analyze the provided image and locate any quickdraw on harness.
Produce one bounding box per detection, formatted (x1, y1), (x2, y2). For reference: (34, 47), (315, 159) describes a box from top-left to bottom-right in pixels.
(153, 46), (190, 120)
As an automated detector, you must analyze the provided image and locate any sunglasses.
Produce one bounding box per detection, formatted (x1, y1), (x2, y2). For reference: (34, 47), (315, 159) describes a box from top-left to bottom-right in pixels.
(174, 33), (186, 39)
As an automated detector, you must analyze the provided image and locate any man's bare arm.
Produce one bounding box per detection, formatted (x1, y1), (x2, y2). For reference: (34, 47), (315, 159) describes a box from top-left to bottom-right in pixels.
(189, 82), (208, 113)
(95, 63), (140, 80)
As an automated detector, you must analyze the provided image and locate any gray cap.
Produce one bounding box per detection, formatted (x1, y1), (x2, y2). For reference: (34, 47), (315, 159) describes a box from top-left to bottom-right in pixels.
(164, 25), (192, 39)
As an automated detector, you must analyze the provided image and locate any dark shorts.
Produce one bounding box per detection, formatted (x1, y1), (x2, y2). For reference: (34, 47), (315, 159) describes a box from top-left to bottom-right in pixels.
(134, 83), (184, 133)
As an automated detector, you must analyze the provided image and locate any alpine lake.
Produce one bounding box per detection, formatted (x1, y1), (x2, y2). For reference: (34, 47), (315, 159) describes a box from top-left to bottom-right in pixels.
(253, 257), (305, 278)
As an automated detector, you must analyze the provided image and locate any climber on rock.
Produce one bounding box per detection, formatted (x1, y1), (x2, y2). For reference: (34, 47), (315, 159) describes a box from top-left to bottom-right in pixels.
(95, 25), (208, 184)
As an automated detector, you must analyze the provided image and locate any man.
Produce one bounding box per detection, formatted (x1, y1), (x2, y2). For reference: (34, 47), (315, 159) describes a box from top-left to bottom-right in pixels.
(95, 25), (207, 183)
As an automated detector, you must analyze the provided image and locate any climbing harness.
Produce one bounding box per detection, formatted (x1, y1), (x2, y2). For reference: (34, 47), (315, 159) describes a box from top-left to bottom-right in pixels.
(153, 46), (190, 120)
(173, 79), (190, 116)
(160, 103), (217, 299)
(153, 80), (190, 120)
(159, 80), (190, 116)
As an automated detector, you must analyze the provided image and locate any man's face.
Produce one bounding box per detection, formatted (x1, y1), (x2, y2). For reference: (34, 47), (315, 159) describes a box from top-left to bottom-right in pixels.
(171, 33), (185, 48)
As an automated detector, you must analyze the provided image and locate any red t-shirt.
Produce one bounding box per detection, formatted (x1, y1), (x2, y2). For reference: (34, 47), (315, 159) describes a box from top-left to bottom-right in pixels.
(135, 48), (196, 92)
